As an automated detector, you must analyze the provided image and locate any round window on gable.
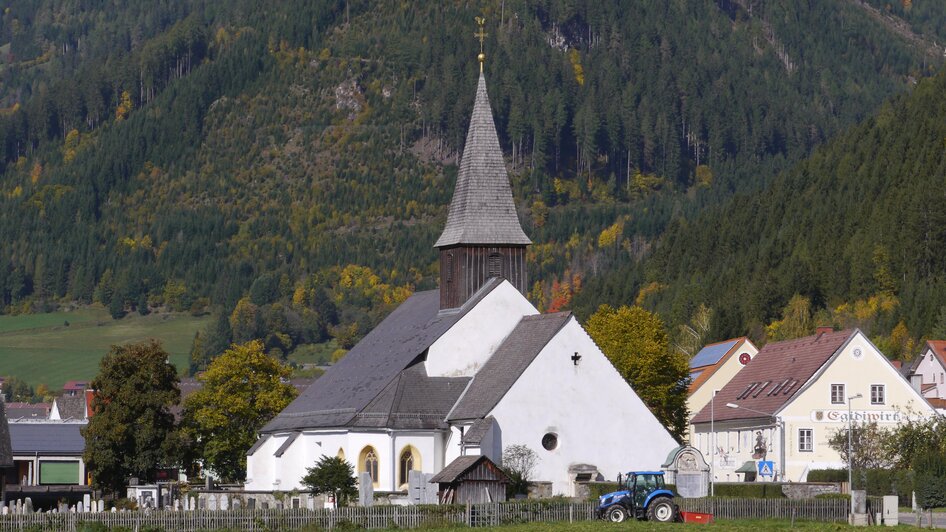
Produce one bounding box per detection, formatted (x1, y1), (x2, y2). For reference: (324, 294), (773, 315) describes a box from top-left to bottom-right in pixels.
(541, 432), (558, 451)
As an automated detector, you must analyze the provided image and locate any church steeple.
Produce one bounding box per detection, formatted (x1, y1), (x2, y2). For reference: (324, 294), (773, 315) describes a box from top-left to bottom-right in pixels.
(436, 24), (531, 310)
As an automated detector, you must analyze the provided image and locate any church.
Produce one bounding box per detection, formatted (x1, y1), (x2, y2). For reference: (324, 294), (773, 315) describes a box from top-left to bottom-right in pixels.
(245, 47), (677, 498)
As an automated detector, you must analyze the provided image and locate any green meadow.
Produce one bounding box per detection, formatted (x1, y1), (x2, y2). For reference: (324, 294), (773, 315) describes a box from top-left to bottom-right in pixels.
(0, 306), (210, 389)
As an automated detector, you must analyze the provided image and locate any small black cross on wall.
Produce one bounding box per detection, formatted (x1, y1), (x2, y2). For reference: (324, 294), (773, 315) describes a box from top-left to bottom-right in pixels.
(571, 352), (581, 366)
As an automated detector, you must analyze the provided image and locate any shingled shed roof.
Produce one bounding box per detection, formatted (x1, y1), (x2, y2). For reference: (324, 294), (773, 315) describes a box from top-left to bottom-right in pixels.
(434, 72), (530, 248)
(9, 423), (85, 455)
(261, 280), (501, 433)
(0, 402), (12, 467)
(430, 455), (509, 484)
(448, 312), (571, 421)
(691, 329), (853, 424)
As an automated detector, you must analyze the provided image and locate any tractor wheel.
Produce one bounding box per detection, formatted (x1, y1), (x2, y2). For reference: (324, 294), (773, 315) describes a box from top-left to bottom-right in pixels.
(646, 497), (676, 523)
(606, 505), (628, 523)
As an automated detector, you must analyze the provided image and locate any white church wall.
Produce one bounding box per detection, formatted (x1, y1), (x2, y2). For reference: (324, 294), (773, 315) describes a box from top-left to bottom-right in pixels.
(427, 281), (537, 377)
(245, 434), (282, 491)
(488, 318), (678, 496)
(444, 425), (463, 466)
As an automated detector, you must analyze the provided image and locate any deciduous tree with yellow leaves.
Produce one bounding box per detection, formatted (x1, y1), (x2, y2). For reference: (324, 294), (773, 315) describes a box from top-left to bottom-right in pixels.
(586, 304), (689, 441)
(181, 340), (297, 482)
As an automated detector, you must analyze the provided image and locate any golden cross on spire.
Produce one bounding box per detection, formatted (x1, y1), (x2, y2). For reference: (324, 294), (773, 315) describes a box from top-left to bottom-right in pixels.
(474, 17), (487, 72)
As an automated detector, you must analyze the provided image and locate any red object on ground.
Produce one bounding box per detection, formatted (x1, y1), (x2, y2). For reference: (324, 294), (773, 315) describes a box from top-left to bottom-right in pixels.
(679, 511), (714, 524)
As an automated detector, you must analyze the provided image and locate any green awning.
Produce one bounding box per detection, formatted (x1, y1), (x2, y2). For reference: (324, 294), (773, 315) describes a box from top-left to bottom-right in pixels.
(735, 461), (757, 473)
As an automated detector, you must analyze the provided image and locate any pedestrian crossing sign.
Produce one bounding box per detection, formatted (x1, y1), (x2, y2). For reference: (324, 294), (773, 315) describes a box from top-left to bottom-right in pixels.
(758, 461), (774, 477)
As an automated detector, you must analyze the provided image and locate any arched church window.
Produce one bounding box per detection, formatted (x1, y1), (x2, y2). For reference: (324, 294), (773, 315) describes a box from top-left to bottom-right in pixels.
(398, 446), (421, 488)
(488, 253), (502, 277)
(337, 448), (346, 461)
(358, 446), (379, 487)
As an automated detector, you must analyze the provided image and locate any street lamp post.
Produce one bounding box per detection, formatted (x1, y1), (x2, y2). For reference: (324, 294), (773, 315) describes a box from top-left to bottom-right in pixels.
(725, 403), (783, 481)
(847, 393), (863, 516)
(710, 390), (718, 497)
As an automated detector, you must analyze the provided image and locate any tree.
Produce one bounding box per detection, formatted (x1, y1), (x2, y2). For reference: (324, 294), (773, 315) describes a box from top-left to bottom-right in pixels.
(301, 455), (357, 506)
(913, 450), (946, 510)
(827, 421), (892, 489)
(82, 341), (180, 495)
(181, 340), (297, 482)
(502, 444), (538, 496)
(586, 304), (690, 441)
(766, 294), (813, 341)
(2, 376), (35, 402)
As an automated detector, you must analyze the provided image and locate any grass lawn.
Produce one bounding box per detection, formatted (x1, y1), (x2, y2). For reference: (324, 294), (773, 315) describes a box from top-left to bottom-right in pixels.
(288, 339), (338, 366)
(416, 519), (866, 531)
(0, 307), (210, 389)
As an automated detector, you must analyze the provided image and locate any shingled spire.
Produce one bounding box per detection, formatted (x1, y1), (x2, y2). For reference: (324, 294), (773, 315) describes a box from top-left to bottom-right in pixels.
(435, 70), (531, 310)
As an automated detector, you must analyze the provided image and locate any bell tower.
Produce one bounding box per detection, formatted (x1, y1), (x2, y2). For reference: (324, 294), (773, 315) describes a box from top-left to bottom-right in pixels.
(435, 18), (531, 310)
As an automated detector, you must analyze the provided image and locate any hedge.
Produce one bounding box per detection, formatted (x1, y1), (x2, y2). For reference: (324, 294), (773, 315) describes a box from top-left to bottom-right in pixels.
(807, 469), (847, 483)
(712, 483), (786, 498)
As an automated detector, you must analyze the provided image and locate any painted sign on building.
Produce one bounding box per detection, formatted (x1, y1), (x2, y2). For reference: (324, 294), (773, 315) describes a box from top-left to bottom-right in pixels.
(809, 410), (904, 423)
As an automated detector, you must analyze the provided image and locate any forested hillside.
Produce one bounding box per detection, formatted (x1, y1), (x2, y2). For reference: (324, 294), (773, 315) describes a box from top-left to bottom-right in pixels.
(0, 1), (943, 365)
(639, 69), (946, 358)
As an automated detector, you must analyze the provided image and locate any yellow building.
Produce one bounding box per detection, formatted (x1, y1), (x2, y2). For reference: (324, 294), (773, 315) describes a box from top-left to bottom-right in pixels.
(687, 337), (758, 432)
(690, 328), (934, 482)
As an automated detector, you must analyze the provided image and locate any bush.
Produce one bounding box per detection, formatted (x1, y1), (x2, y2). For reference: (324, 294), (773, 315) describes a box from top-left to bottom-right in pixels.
(587, 482), (621, 500)
(814, 493), (850, 500)
(712, 483), (786, 498)
(914, 451), (946, 510)
(807, 469), (847, 482)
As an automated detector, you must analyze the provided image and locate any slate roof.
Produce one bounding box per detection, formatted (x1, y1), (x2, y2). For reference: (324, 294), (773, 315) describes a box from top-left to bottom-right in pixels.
(461, 416), (495, 445)
(690, 338), (741, 368)
(8, 423), (85, 455)
(691, 329), (854, 424)
(53, 395), (86, 420)
(354, 364), (470, 430)
(5, 403), (50, 420)
(448, 312), (571, 421)
(434, 72), (530, 248)
(261, 280), (500, 433)
(0, 402), (12, 467)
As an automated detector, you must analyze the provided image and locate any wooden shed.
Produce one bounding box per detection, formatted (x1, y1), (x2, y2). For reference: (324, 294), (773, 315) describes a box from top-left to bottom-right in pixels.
(430, 455), (509, 505)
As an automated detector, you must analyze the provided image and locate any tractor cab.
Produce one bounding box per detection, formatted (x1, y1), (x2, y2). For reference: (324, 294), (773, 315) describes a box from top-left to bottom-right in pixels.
(596, 471), (677, 523)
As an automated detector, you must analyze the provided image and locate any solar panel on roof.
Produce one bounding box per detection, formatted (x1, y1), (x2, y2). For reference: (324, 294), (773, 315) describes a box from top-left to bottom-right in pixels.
(689, 339), (741, 368)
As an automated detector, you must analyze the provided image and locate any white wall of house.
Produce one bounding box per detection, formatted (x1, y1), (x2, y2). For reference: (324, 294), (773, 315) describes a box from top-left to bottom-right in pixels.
(690, 331), (935, 483)
(912, 347), (946, 398)
(426, 281), (537, 377)
(487, 318), (678, 496)
(778, 331), (933, 481)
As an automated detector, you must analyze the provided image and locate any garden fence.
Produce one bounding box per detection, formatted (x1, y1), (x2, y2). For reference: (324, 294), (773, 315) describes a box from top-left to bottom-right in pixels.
(0, 498), (867, 530)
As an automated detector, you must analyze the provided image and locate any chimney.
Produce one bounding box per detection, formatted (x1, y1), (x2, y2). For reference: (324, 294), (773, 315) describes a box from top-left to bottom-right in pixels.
(815, 326), (833, 338)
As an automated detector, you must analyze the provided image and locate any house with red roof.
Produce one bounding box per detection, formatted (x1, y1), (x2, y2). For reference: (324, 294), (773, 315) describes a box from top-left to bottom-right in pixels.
(907, 341), (946, 404)
(687, 337), (758, 431)
(690, 328), (933, 482)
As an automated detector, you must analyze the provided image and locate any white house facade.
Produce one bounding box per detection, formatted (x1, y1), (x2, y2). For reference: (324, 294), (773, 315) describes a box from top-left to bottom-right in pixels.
(246, 62), (678, 498)
(690, 328), (934, 482)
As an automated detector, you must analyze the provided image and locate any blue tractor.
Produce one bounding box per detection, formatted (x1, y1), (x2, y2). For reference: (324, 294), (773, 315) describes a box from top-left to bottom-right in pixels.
(596, 471), (678, 523)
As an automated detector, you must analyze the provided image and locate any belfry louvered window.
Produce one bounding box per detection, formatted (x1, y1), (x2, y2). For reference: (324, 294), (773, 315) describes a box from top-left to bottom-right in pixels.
(445, 253), (454, 283)
(488, 253), (502, 277)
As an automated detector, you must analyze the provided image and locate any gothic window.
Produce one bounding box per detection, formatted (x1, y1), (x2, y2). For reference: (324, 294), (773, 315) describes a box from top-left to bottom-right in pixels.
(359, 446), (379, 487)
(398, 446), (420, 488)
(488, 253), (502, 277)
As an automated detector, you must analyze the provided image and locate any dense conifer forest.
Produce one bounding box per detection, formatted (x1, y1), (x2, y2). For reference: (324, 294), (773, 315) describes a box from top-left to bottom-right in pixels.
(1, 0), (945, 367)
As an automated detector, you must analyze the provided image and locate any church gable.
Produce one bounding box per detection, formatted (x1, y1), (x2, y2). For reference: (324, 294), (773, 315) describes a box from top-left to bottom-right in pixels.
(427, 279), (538, 378)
